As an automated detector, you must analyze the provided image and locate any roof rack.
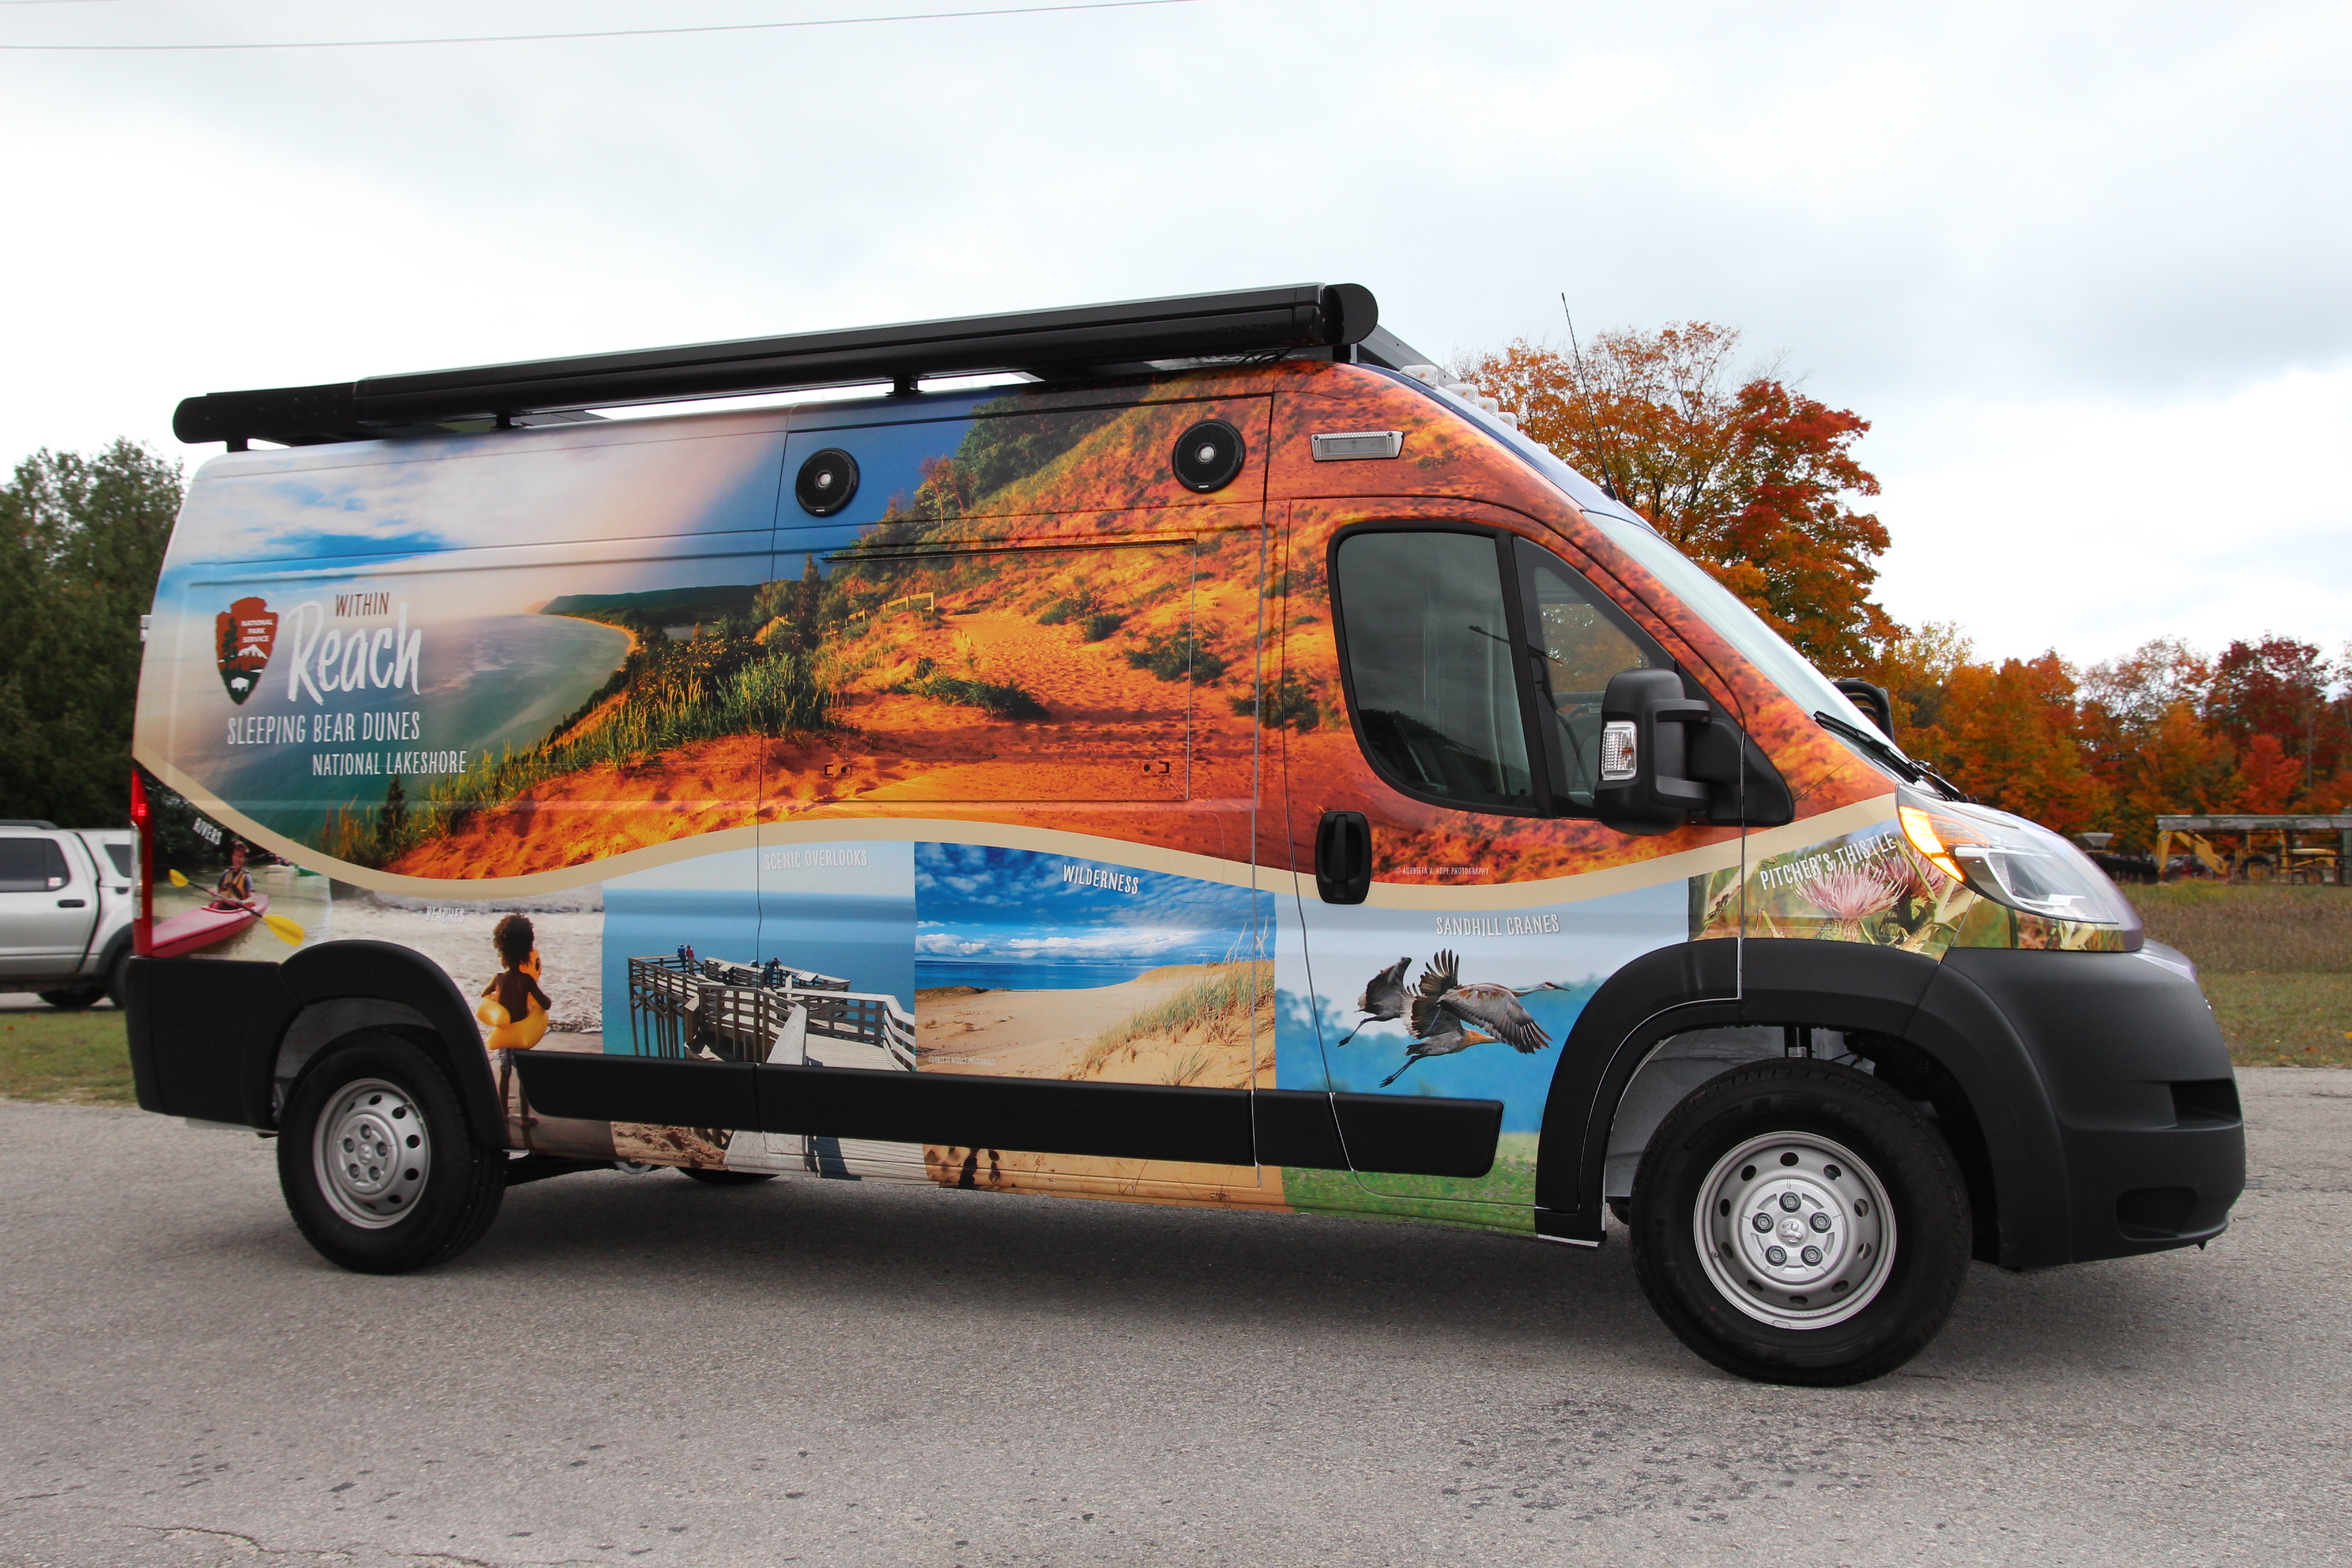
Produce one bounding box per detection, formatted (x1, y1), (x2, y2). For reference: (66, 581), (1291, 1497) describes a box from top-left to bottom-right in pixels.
(174, 282), (1391, 448)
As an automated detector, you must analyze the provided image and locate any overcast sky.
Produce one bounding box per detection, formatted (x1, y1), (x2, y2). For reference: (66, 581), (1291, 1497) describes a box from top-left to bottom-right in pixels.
(4, 0), (2345, 668)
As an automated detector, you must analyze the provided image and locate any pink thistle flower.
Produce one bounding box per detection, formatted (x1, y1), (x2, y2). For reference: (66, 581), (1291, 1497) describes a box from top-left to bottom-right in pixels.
(1797, 864), (1904, 923)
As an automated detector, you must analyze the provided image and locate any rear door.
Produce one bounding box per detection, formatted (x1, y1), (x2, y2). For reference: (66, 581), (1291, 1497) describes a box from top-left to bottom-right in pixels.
(0, 834), (96, 977)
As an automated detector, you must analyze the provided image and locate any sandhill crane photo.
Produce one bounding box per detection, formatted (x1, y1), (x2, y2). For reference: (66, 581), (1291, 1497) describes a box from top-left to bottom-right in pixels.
(1335, 956), (1412, 1045)
(1376, 949), (1563, 1087)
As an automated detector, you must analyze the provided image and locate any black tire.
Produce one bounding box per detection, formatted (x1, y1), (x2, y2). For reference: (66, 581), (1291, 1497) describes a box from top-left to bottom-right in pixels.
(678, 1166), (777, 1186)
(37, 985), (104, 1010)
(103, 943), (131, 1010)
(278, 1032), (506, 1274)
(1629, 1058), (1970, 1387)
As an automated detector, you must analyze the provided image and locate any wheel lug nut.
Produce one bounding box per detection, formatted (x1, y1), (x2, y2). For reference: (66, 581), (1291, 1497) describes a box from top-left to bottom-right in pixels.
(1810, 1212), (1831, 1232)
(1801, 1245), (1822, 1266)
(1752, 1212), (1773, 1232)
(1766, 1246), (1787, 1265)
(1779, 1193), (1800, 1213)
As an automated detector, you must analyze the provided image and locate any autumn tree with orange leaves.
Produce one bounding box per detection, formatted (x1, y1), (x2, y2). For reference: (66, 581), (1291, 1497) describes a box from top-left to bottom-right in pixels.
(1869, 623), (2352, 851)
(1463, 324), (1899, 673)
(1463, 318), (2352, 848)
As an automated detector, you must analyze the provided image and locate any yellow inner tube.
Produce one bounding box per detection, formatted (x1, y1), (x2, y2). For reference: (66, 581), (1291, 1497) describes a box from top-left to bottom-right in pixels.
(478, 950), (550, 1049)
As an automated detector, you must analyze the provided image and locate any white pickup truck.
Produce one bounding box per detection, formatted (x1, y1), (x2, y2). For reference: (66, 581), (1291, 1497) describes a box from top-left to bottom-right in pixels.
(0, 821), (137, 1009)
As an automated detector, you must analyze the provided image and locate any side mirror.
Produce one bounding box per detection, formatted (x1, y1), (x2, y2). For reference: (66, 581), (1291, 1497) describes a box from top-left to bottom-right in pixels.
(1595, 668), (1714, 836)
(1833, 678), (1895, 739)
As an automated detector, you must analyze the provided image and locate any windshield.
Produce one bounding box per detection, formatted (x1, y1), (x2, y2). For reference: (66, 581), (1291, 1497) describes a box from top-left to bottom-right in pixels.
(1586, 517), (1889, 740)
(1375, 366), (1908, 775)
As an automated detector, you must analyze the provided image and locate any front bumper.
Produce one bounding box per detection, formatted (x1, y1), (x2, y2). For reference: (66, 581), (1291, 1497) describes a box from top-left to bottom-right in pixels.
(1936, 945), (2244, 1264)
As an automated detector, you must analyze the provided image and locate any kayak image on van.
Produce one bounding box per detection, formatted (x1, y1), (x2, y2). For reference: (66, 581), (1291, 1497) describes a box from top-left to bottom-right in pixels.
(147, 892), (268, 959)
(122, 284), (2242, 1385)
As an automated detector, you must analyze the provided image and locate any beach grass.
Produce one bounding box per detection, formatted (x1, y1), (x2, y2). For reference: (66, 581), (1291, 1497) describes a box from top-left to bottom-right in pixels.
(0, 1009), (137, 1105)
(328, 637), (836, 866)
(914, 674), (1048, 719)
(1083, 962), (1270, 1077)
(1126, 630), (1228, 685)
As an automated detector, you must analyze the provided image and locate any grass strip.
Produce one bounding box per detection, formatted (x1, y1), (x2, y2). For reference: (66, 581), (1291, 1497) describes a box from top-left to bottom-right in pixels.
(2202, 973), (2352, 1067)
(0, 1009), (137, 1105)
(2126, 884), (2352, 974)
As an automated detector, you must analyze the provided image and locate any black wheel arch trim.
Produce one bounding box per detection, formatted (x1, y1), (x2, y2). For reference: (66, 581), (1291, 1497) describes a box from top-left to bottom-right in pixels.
(278, 941), (503, 1145)
(1533, 938), (2070, 1267)
(125, 941), (502, 1145)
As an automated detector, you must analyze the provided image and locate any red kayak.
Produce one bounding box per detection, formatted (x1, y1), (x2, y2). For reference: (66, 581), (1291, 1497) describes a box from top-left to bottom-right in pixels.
(150, 894), (268, 959)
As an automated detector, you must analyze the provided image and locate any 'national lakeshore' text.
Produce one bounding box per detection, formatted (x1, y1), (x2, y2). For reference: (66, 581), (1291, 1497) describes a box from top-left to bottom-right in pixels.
(310, 750), (468, 777)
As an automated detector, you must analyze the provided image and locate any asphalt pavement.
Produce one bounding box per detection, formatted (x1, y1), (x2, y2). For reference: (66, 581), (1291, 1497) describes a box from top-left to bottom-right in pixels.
(1, 1070), (2347, 1568)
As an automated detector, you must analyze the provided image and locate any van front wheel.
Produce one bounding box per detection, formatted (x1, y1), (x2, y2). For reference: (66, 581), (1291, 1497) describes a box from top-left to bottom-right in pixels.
(278, 1033), (506, 1274)
(1629, 1059), (1970, 1387)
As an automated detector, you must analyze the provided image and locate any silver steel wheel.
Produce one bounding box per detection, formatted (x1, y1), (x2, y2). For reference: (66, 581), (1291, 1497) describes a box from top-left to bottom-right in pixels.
(1694, 1130), (1895, 1330)
(312, 1077), (431, 1229)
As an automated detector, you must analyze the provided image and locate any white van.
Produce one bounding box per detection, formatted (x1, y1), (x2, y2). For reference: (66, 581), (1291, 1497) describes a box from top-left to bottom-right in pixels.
(125, 284), (2242, 1384)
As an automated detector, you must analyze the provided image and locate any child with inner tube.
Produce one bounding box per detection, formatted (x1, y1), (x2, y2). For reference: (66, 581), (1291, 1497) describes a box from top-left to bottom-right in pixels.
(477, 913), (551, 1049)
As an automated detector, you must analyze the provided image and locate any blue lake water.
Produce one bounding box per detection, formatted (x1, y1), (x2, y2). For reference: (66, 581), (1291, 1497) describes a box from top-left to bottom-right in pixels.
(193, 613), (631, 847)
(913, 958), (1179, 992)
(602, 889), (917, 1054)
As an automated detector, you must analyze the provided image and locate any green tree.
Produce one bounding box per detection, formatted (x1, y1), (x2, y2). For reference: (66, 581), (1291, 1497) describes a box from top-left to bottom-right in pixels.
(0, 441), (182, 826)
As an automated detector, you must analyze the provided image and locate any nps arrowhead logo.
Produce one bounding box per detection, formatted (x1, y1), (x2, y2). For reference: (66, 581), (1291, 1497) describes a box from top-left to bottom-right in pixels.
(214, 596), (278, 704)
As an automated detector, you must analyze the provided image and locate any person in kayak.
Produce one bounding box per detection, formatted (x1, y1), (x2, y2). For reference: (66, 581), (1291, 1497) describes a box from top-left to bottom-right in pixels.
(212, 840), (261, 911)
(478, 913), (551, 1050)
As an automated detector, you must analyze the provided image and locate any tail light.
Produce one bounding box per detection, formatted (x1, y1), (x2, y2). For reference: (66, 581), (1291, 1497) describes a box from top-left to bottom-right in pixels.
(129, 768), (154, 956)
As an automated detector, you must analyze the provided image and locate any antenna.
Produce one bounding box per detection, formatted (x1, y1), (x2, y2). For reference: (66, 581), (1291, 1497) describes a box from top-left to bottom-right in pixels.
(1559, 291), (1622, 502)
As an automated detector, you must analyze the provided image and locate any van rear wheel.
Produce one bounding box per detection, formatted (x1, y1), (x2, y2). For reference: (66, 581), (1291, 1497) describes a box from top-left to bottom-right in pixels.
(1628, 1058), (1970, 1387)
(278, 1032), (505, 1274)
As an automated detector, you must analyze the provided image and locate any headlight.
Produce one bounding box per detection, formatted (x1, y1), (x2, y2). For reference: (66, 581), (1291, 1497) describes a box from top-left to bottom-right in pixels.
(1896, 787), (2140, 928)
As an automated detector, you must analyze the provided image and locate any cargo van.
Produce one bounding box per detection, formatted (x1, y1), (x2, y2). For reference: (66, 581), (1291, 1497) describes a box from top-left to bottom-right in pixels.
(126, 284), (2242, 1385)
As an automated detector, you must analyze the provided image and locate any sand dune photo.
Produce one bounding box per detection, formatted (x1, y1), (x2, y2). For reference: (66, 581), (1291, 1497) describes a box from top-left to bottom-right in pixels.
(917, 960), (1273, 1088)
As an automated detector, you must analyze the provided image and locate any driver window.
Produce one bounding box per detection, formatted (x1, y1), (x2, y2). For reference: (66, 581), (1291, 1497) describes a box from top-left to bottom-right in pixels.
(1332, 531), (1537, 813)
(1330, 527), (1676, 817)
(1514, 536), (1673, 811)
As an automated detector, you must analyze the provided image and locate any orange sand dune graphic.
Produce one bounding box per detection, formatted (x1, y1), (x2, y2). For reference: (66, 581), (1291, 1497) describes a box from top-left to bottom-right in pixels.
(378, 364), (1892, 889)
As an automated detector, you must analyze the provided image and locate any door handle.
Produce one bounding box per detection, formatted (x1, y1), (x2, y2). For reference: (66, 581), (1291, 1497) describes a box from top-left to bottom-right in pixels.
(57, 898), (86, 908)
(1313, 810), (1371, 904)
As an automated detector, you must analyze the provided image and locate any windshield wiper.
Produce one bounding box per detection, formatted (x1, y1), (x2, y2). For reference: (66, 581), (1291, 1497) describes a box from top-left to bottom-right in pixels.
(1813, 710), (1965, 799)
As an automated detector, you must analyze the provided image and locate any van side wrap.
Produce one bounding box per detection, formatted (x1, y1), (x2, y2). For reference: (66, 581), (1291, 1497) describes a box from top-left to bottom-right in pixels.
(125, 304), (2248, 1382)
